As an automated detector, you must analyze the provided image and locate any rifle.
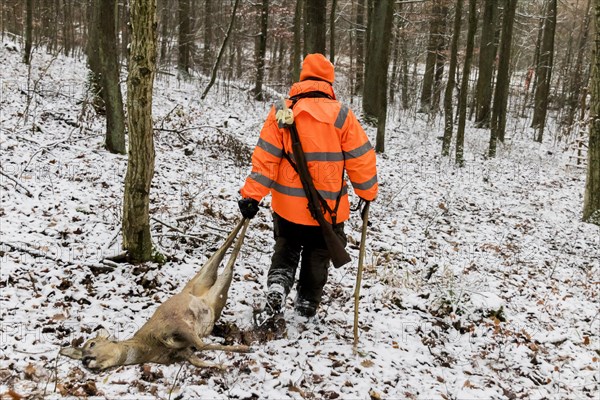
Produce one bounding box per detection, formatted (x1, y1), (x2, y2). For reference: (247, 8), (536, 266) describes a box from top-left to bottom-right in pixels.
(276, 98), (352, 268)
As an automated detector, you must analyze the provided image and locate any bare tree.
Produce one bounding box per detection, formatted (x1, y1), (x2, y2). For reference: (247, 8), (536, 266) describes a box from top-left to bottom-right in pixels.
(253, 0), (269, 101)
(177, 0), (191, 77)
(304, 0), (326, 55)
(354, 0), (366, 95)
(363, 0), (395, 151)
(98, 0), (126, 154)
(583, 0), (600, 224)
(330, 0), (337, 63)
(532, 0), (557, 142)
(474, 0), (498, 127)
(455, 0), (478, 166)
(123, 0), (158, 263)
(488, 0), (518, 158)
(441, 0), (463, 156)
(23, 0), (33, 64)
(291, 0), (303, 82)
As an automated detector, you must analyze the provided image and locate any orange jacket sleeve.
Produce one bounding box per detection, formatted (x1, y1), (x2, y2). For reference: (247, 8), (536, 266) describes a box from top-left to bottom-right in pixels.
(340, 108), (378, 201)
(240, 107), (284, 202)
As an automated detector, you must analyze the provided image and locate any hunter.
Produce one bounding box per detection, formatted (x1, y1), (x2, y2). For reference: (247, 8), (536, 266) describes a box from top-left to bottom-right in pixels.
(239, 53), (378, 318)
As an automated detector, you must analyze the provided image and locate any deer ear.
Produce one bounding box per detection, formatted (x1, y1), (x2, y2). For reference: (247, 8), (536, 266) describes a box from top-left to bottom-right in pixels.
(60, 346), (83, 360)
(96, 328), (110, 339)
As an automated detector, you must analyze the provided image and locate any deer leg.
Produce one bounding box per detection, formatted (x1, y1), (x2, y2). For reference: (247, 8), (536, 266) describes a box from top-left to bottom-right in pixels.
(206, 220), (249, 320)
(185, 218), (247, 295)
(197, 343), (253, 354)
(187, 354), (226, 370)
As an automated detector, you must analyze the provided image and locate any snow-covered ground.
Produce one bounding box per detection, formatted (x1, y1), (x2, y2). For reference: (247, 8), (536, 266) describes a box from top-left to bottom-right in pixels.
(1, 42), (598, 400)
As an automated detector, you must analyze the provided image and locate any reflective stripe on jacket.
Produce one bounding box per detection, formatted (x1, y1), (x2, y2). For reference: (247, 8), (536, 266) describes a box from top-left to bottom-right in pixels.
(241, 80), (378, 226)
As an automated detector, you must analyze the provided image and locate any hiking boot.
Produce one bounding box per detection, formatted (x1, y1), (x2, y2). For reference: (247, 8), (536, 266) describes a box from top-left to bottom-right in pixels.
(294, 297), (318, 318)
(265, 284), (286, 315)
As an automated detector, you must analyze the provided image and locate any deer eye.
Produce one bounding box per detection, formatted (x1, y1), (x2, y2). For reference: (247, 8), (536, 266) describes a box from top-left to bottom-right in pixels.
(89, 342), (95, 348)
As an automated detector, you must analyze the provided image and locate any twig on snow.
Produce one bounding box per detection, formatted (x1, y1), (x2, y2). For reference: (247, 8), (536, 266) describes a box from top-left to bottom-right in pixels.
(0, 169), (34, 197)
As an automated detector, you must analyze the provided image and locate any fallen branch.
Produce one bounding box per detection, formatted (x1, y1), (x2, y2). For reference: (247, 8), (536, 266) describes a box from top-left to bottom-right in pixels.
(1, 241), (115, 273)
(0, 169), (33, 197)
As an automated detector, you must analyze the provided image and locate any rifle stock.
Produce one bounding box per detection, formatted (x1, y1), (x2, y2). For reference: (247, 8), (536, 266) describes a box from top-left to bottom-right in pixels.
(290, 140), (351, 269)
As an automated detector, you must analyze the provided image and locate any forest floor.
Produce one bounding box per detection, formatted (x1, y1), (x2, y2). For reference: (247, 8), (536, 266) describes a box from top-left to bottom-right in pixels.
(0, 41), (599, 400)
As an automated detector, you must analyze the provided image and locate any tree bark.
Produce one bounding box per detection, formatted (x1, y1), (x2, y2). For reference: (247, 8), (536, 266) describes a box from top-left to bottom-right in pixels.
(291, 0), (303, 82)
(488, 0), (517, 157)
(475, 0), (498, 127)
(202, 0), (213, 74)
(456, 0), (478, 166)
(562, 0), (592, 130)
(177, 0), (191, 77)
(532, 0), (557, 142)
(354, 0), (366, 95)
(330, 0), (337, 63)
(98, 0), (126, 154)
(201, 0), (240, 100)
(23, 0), (33, 64)
(87, 0), (104, 112)
(583, 0), (600, 224)
(123, 0), (158, 263)
(304, 0), (326, 55)
(362, 0), (394, 147)
(253, 0), (269, 101)
(441, 0), (463, 156)
(419, 0), (441, 113)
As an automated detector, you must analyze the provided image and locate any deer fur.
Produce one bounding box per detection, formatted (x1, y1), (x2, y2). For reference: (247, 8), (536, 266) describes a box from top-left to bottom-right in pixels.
(60, 219), (251, 370)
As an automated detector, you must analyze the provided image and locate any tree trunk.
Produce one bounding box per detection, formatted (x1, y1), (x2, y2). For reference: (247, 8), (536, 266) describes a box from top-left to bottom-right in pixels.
(123, 0), (158, 264)
(330, 0), (336, 63)
(532, 0), (557, 142)
(488, 0), (518, 158)
(583, 0), (600, 224)
(455, 0), (478, 166)
(201, 0), (240, 100)
(291, 0), (303, 82)
(304, 0), (326, 55)
(419, 0), (441, 113)
(253, 0), (269, 101)
(562, 0), (592, 130)
(87, 0), (104, 112)
(441, 0), (463, 156)
(98, 0), (126, 154)
(23, 0), (33, 64)
(354, 0), (366, 95)
(432, 3), (448, 113)
(202, 0), (213, 74)
(475, 0), (498, 127)
(177, 0), (191, 77)
(160, 3), (169, 64)
(362, 0), (394, 145)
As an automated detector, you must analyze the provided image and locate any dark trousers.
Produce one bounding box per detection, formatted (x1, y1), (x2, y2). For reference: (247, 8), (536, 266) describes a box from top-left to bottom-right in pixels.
(267, 213), (347, 308)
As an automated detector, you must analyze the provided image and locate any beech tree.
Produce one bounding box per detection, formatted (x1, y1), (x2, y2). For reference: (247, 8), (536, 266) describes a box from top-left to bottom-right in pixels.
(123, 0), (158, 263)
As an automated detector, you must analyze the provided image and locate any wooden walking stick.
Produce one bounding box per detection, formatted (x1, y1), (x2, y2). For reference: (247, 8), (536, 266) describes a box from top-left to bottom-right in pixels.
(353, 201), (370, 351)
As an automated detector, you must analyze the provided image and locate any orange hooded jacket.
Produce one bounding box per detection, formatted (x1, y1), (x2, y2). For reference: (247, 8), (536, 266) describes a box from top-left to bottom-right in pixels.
(241, 54), (378, 226)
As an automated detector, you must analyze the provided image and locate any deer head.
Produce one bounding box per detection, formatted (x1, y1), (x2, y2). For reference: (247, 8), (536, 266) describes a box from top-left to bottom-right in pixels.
(60, 328), (126, 370)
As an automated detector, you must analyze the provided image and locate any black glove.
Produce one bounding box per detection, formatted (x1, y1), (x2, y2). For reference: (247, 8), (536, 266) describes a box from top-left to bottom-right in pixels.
(238, 198), (260, 219)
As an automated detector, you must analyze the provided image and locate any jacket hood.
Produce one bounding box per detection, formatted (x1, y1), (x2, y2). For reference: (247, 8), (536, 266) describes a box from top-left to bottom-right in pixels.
(300, 53), (335, 84)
